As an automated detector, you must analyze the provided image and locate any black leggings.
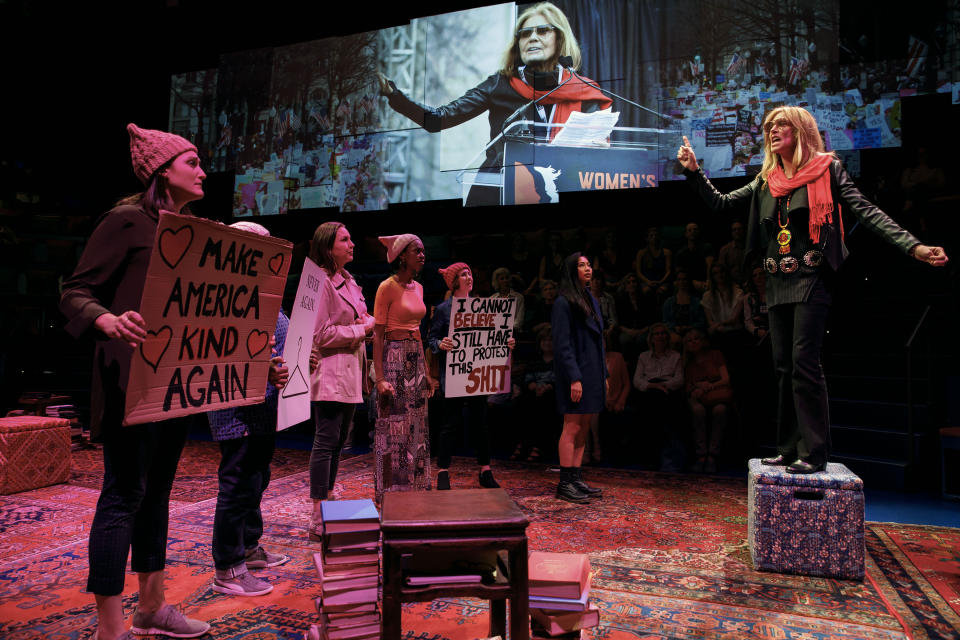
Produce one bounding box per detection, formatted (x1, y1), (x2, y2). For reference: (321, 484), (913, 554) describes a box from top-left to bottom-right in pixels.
(436, 395), (490, 469)
(86, 418), (189, 596)
(310, 401), (355, 500)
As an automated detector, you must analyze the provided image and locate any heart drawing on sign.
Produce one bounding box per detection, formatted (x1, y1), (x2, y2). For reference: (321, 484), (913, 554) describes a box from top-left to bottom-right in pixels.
(247, 329), (270, 359)
(268, 253), (285, 276)
(159, 225), (194, 269)
(140, 326), (173, 373)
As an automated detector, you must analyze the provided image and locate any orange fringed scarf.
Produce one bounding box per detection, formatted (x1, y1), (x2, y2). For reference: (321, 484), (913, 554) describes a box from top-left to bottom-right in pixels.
(508, 70), (612, 141)
(767, 154), (835, 244)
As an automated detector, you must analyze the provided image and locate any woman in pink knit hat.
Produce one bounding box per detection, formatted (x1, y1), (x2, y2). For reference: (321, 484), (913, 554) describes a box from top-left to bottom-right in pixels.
(371, 234), (436, 504)
(60, 124), (210, 640)
(427, 262), (515, 490)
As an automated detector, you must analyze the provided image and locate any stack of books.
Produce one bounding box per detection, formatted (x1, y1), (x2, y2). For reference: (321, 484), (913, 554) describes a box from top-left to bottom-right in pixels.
(528, 551), (600, 639)
(45, 404), (84, 449)
(306, 499), (381, 640)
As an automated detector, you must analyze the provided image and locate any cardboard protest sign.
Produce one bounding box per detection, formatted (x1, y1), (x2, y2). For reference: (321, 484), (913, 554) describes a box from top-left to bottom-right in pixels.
(443, 296), (515, 398)
(277, 257), (324, 430)
(123, 211), (292, 425)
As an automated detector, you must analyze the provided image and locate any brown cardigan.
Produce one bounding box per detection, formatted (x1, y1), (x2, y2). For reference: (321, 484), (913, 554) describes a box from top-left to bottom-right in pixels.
(60, 204), (159, 438)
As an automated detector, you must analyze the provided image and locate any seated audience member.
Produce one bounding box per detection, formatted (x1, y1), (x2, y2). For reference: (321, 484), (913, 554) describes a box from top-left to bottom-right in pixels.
(673, 222), (714, 293)
(737, 264), (775, 444)
(632, 323), (684, 470)
(506, 232), (540, 295)
(539, 230), (565, 284)
(635, 226), (672, 304)
(491, 266), (525, 332)
(716, 220), (746, 285)
(587, 332), (630, 464)
(614, 272), (658, 361)
(741, 264), (769, 342)
(683, 329), (732, 474)
(526, 278), (558, 335)
(511, 327), (558, 463)
(701, 262), (746, 353)
(662, 269), (706, 347)
(589, 267), (618, 345)
(592, 229), (628, 288)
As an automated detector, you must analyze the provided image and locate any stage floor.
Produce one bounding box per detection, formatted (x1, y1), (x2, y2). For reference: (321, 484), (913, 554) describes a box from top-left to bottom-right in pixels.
(1, 442), (958, 640)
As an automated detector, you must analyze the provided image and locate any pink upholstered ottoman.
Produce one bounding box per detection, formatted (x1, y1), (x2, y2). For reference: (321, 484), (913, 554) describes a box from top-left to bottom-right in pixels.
(0, 416), (71, 494)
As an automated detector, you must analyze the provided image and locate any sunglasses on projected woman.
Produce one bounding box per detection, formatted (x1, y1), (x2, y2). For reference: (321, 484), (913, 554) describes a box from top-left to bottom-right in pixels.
(763, 118), (792, 133)
(517, 24), (556, 39)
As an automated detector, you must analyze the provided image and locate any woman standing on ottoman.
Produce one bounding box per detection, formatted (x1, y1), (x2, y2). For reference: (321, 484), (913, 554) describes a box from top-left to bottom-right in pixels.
(677, 106), (948, 473)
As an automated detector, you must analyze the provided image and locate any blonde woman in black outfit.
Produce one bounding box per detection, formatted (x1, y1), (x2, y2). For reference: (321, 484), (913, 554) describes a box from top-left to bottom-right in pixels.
(677, 106), (947, 474)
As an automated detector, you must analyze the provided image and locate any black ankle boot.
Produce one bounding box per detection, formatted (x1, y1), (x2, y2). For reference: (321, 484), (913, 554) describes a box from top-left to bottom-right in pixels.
(556, 467), (591, 503)
(436, 470), (451, 490)
(479, 469), (500, 488)
(573, 467), (602, 496)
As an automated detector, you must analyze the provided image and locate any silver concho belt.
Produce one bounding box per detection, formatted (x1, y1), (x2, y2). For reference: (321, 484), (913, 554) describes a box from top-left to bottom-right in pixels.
(766, 251), (822, 274)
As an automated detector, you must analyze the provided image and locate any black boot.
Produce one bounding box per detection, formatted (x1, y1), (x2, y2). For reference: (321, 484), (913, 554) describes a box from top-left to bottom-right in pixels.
(556, 467), (591, 503)
(573, 467), (602, 497)
(436, 470), (451, 490)
(479, 469), (500, 488)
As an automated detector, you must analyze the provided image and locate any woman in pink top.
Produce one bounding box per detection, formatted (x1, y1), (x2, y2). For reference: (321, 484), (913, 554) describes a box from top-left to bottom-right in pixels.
(307, 222), (375, 537)
(372, 234), (436, 504)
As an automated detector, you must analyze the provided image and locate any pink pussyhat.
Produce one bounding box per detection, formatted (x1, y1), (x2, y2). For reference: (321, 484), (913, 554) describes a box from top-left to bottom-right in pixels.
(127, 123), (197, 184)
(378, 234), (421, 263)
(438, 262), (470, 290)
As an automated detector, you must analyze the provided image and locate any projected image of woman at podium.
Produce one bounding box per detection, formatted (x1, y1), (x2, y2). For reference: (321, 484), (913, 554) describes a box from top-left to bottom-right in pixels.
(377, 1), (611, 206)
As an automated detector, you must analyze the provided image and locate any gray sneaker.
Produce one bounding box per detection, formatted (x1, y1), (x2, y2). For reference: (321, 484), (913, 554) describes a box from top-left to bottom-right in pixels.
(212, 570), (274, 597)
(245, 546), (290, 569)
(130, 603), (210, 637)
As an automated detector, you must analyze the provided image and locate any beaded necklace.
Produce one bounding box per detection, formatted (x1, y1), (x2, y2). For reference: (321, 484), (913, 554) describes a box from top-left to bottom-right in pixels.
(776, 194), (792, 255)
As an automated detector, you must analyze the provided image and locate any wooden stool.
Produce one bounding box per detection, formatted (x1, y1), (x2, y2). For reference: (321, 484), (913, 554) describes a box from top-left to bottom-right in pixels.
(940, 427), (960, 500)
(380, 488), (529, 640)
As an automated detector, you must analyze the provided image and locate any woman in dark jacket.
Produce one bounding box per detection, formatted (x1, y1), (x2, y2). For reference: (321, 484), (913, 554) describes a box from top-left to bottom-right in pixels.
(677, 105), (948, 474)
(59, 124), (210, 640)
(552, 253), (607, 502)
(378, 1), (610, 205)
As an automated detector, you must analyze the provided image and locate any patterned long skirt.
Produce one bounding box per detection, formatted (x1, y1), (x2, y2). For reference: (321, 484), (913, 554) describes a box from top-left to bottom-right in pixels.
(374, 339), (431, 504)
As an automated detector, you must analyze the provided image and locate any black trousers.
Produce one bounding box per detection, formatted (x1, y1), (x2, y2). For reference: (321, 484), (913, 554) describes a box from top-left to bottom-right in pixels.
(212, 432), (276, 571)
(86, 418), (189, 596)
(768, 302), (831, 465)
(310, 401), (355, 500)
(436, 395), (490, 469)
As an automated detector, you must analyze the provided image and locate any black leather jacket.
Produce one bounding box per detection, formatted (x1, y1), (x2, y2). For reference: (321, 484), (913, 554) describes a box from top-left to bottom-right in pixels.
(684, 160), (919, 272)
(387, 72), (604, 167)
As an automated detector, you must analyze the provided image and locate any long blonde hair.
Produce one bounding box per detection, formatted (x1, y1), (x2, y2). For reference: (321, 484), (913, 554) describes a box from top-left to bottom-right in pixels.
(758, 106), (834, 184)
(498, 2), (582, 76)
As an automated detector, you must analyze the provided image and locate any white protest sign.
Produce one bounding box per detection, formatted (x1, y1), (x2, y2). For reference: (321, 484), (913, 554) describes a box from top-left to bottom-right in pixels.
(277, 257), (324, 430)
(443, 296), (515, 398)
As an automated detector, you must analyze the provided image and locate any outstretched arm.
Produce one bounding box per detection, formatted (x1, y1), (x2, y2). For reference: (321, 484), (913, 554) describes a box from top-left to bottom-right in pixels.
(834, 161), (948, 267)
(677, 135), (756, 212)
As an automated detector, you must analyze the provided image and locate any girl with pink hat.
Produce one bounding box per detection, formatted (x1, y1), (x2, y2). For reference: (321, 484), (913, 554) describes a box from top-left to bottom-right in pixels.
(427, 262), (515, 490)
(60, 124), (210, 640)
(371, 234), (437, 504)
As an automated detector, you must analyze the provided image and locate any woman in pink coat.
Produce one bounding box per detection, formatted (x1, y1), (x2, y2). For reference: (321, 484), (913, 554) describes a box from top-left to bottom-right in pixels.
(307, 222), (375, 538)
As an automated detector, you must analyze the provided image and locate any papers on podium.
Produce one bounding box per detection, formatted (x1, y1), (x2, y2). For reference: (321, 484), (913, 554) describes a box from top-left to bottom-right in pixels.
(550, 108), (620, 148)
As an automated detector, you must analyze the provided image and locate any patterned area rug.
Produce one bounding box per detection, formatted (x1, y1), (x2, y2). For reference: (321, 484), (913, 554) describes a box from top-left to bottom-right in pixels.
(0, 449), (958, 640)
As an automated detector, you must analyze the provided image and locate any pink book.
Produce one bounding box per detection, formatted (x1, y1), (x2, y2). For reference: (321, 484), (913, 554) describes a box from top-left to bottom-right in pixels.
(530, 605), (600, 635)
(528, 552), (590, 599)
